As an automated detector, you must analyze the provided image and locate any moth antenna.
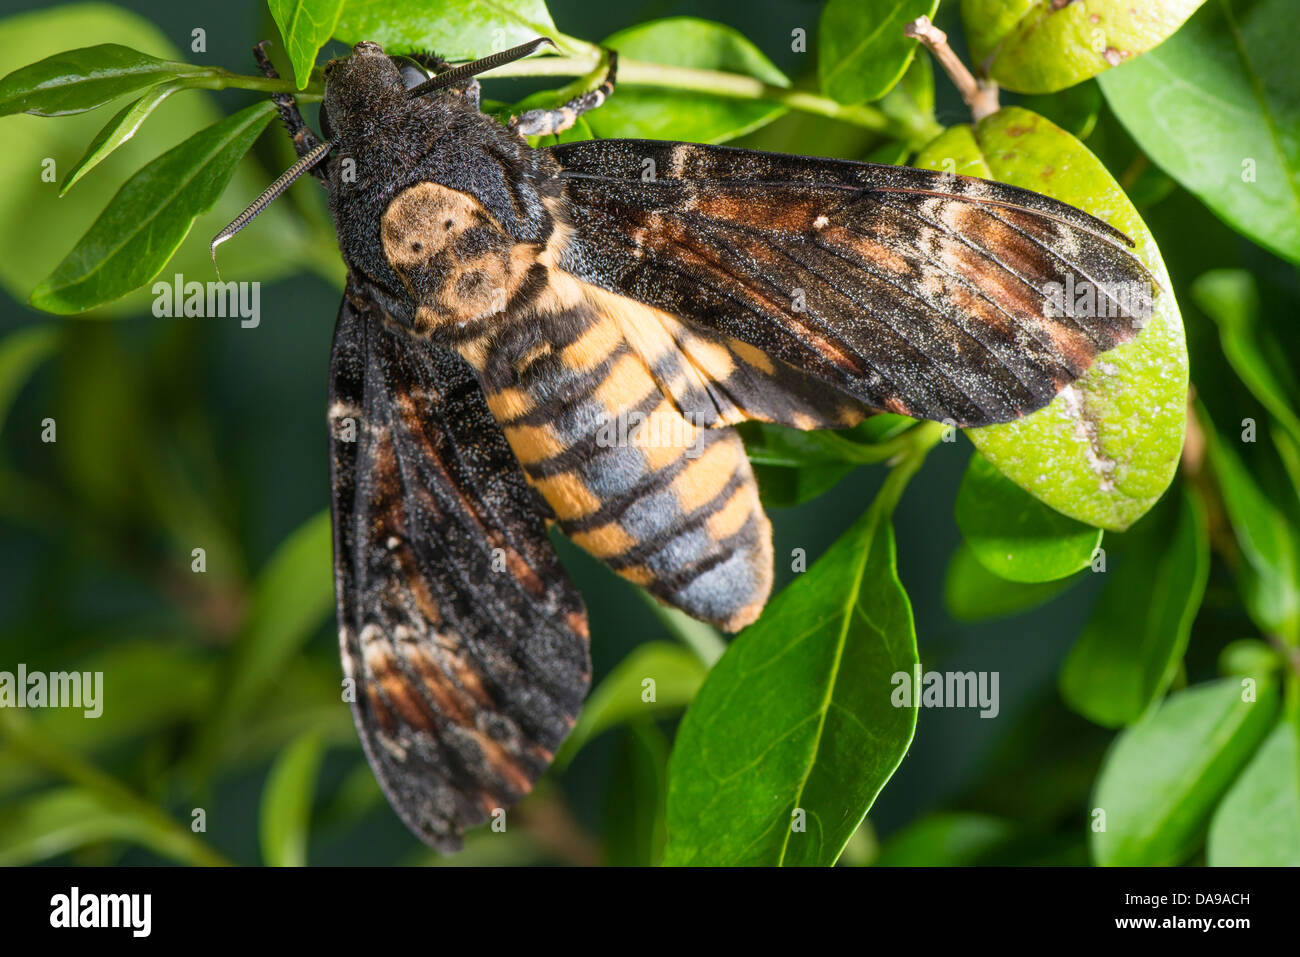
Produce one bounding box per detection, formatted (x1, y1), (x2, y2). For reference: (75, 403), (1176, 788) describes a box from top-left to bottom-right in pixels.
(407, 37), (556, 98)
(210, 139), (333, 275)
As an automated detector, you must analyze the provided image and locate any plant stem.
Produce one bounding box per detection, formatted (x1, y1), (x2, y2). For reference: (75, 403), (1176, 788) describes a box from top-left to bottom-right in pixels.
(202, 56), (940, 144)
(502, 55), (935, 143)
(187, 69), (323, 101)
(874, 421), (946, 516)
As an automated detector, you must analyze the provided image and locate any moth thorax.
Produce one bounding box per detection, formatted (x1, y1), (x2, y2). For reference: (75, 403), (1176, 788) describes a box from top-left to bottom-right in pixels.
(380, 181), (537, 334)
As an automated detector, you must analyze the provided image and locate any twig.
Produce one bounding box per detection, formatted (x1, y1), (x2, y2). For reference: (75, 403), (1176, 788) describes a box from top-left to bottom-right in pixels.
(905, 16), (1000, 122)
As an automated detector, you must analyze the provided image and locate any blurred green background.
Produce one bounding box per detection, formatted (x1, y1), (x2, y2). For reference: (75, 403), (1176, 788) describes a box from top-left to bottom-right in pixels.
(0, 0), (1294, 866)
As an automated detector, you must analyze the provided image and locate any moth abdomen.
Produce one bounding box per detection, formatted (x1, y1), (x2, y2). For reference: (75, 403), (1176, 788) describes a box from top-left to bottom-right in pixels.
(459, 301), (773, 632)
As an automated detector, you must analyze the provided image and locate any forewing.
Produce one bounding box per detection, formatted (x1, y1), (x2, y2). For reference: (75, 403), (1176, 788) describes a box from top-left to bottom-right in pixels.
(329, 282), (590, 851)
(547, 140), (1153, 428)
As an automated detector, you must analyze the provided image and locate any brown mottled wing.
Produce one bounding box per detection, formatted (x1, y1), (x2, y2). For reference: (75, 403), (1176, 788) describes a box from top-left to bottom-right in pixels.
(547, 140), (1153, 428)
(329, 280), (590, 852)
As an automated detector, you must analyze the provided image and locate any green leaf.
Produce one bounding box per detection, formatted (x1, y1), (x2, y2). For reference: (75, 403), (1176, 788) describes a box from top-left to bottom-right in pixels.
(0, 325), (58, 436)
(0, 4), (310, 312)
(818, 0), (937, 105)
(1203, 408), (1300, 637)
(1091, 677), (1279, 865)
(260, 731), (325, 867)
(1019, 79), (1102, 140)
(59, 80), (181, 195)
(916, 108), (1187, 532)
(873, 812), (1018, 866)
(1207, 721), (1300, 865)
(587, 18), (789, 144)
(877, 52), (935, 131)
(663, 500), (918, 866)
(333, 0), (561, 62)
(0, 787), (185, 865)
(604, 721), (669, 867)
(749, 457), (856, 508)
(1099, 0), (1300, 264)
(269, 0), (345, 90)
(743, 416), (916, 508)
(0, 42), (203, 116)
(0, 640), (215, 798)
(29, 100), (276, 313)
(0, 708), (228, 866)
(554, 642), (706, 769)
(956, 450), (1102, 582)
(962, 0), (1206, 94)
(943, 543), (1072, 622)
(1218, 638), (1281, 678)
(638, 593), (727, 667)
(863, 140), (912, 166)
(1193, 269), (1300, 446)
(1060, 487), (1210, 727)
(190, 510), (334, 774)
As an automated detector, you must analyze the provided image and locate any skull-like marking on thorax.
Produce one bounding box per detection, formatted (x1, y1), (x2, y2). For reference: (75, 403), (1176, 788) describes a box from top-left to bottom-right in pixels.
(380, 181), (538, 333)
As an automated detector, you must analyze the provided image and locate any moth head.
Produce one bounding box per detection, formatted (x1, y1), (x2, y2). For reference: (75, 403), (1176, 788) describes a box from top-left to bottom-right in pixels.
(318, 38), (555, 143)
(210, 38), (554, 271)
(317, 43), (426, 143)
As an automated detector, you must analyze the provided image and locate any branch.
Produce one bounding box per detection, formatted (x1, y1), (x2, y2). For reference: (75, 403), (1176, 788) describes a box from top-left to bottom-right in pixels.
(905, 15), (999, 122)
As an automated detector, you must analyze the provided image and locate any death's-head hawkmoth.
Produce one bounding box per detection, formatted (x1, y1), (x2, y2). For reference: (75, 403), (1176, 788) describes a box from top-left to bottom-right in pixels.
(215, 38), (1153, 851)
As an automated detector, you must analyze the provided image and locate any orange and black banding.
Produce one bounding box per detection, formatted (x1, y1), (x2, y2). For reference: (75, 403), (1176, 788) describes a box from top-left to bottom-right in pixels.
(456, 287), (774, 632)
(374, 179), (872, 628)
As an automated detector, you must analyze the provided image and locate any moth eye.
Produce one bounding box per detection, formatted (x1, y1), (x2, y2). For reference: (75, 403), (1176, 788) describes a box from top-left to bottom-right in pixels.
(390, 55), (431, 91)
(318, 102), (333, 140)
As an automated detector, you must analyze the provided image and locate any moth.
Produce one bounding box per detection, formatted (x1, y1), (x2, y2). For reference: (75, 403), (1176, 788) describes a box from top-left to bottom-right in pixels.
(215, 38), (1152, 851)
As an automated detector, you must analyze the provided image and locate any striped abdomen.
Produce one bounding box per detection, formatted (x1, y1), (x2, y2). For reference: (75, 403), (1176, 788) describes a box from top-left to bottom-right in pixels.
(457, 299), (772, 632)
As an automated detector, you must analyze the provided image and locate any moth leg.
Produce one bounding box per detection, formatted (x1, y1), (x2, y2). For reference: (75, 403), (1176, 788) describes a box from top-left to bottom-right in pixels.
(510, 50), (617, 137)
(253, 41), (328, 182)
(408, 52), (454, 73)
